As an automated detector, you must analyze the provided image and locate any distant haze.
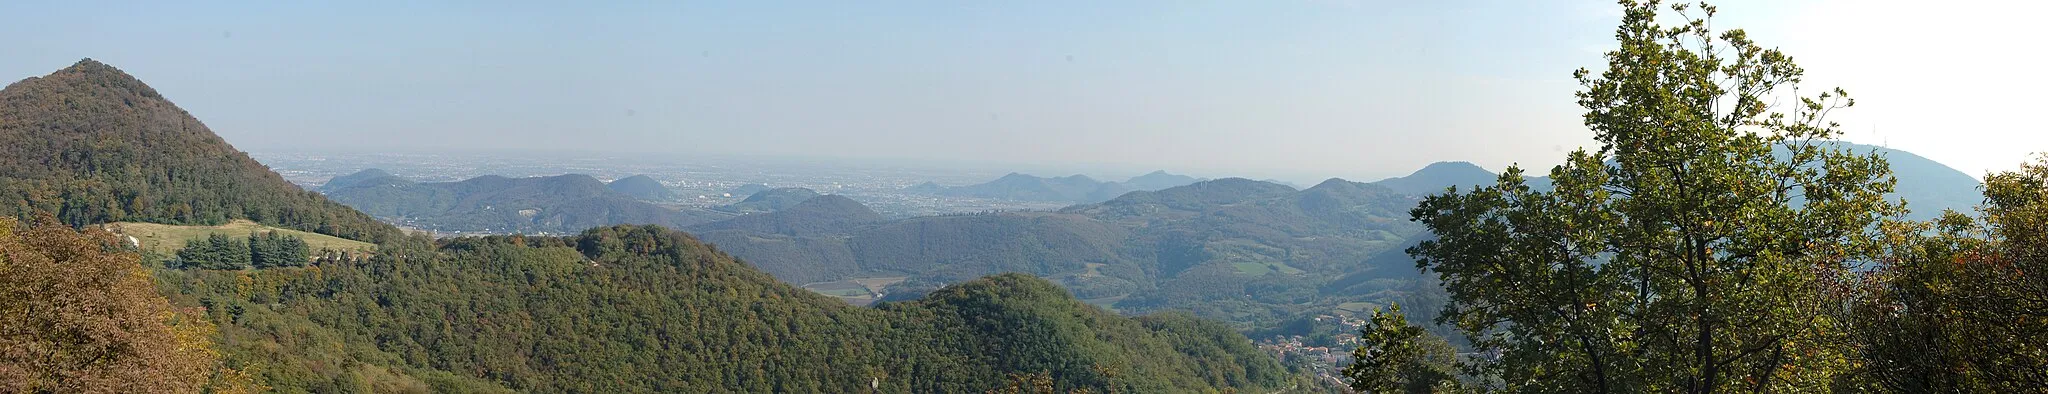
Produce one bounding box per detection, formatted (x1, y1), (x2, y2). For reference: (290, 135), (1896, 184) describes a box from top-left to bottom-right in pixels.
(3, 0), (2039, 181)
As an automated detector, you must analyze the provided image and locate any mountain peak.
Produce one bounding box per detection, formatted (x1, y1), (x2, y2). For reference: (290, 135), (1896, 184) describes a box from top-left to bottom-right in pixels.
(1123, 170), (1205, 191)
(1, 59), (397, 242)
(63, 58), (114, 72)
(1374, 161), (1498, 196)
(1412, 161), (1489, 176)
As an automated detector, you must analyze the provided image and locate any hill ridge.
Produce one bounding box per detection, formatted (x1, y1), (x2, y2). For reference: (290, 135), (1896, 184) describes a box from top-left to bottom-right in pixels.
(0, 59), (398, 242)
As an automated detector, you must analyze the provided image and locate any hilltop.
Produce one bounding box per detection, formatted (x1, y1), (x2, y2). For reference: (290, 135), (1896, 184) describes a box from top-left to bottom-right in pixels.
(606, 174), (676, 201)
(0, 59), (398, 242)
(713, 187), (820, 214)
(1371, 161), (1498, 195)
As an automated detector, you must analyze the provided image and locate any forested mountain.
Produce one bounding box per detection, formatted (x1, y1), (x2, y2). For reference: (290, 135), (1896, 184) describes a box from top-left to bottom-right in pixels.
(0, 59), (398, 242)
(712, 187), (820, 214)
(605, 174), (675, 201)
(321, 172), (729, 233)
(153, 225), (1288, 392)
(906, 170), (1205, 203)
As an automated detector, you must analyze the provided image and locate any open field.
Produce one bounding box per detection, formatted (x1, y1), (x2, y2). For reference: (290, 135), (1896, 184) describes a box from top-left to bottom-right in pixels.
(804, 281), (872, 297)
(105, 220), (377, 255)
(1231, 261), (1305, 276)
(803, 276), (912, 306)
(1333, 301), (1384, 316)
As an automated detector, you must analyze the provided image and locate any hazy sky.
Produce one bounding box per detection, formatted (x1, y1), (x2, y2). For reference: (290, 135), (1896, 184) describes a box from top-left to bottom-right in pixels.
(3, 1), (2041, 182)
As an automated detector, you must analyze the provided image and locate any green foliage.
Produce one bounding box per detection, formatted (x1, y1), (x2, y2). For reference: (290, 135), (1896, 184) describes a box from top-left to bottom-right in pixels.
(1851, 157), (2048, 391)
(0, 59), (399, 243)
(176, 233), (251, 270)
(248, 231), (309, 268)
(1343, 304), (1457, 393)
(155, 225), (1284, 393)
(1405, 2), (1897, 392)
(171, 232), (309, 270)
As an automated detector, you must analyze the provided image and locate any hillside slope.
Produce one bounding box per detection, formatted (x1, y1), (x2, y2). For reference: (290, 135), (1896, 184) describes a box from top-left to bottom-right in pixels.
(0, 59), (397, 242)
(157, 225), (1288, 392)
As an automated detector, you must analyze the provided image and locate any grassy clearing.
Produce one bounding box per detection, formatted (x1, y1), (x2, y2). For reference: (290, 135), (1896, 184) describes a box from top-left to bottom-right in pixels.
(105, 220), (376, 254)
(1231, 261), (1304, 276)
(802, 281), (873, 297)
(850, 276), (908, 291)
(803, 277), (910, 306)
(1334, 301), (1384, 316)
(1083, 295), (1127, 311)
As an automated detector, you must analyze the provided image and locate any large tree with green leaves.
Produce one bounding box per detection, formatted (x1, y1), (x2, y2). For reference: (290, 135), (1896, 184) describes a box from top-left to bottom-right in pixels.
(1404, 1), (1899, 392)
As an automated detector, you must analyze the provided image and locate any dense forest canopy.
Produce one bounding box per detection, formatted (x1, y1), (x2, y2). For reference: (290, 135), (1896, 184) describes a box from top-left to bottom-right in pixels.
(152, 225), (1289, 393)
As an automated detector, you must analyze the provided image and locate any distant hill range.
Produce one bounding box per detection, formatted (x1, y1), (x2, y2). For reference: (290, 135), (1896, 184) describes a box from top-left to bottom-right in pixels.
(320, 169), (729, 233)
(695, 176), (1428, 322)
(606, 174), (676, 201)
(1375, 145), (1980, 221)
(0, 59), (397, 242)
(905, 170), (1206, 203)
(699, 150), (1984, 325)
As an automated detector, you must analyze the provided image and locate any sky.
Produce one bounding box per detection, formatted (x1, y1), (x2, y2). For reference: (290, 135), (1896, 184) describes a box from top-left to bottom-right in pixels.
(2, 0), (2041, 183)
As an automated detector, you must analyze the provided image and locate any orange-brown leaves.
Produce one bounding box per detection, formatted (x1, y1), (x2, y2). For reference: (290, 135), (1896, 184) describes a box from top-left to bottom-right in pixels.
(0, 216), (218, 393)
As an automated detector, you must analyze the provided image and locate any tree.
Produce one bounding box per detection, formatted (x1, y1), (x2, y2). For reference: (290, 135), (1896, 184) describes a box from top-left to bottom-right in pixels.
(1343, 304), (1458, 393)
(1404, 1), (1898, 392)
(0, 216), (220, 393)
(1853, 156), (2048, 391)
(176, 233), (252, 270)
(249, 231), (309, 268)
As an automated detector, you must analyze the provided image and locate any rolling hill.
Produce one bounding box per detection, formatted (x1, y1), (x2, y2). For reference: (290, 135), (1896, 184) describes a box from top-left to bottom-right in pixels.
(606, 174), (676, 201)
(691, 194), (883, 236)
(0, 59), (398, 242)
(1372, 161), (1499, 195)
(321, 172), (730, 233)
(156, 225), (1287, 392)
(713, 187), (820, 214)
